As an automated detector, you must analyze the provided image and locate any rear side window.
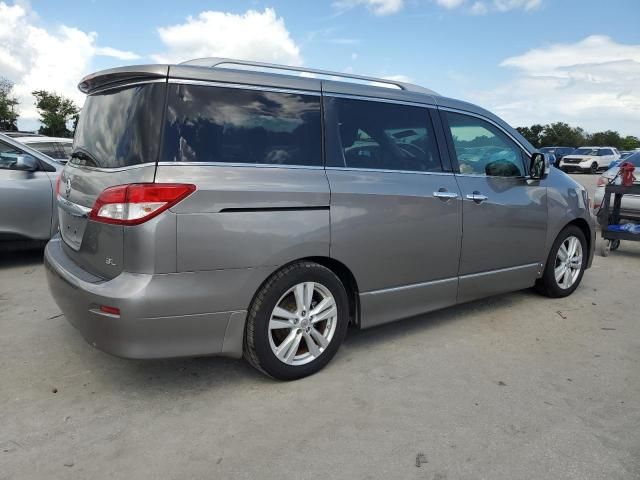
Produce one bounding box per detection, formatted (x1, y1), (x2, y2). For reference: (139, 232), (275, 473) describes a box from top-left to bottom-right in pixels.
(72, 83), (166, 168)
(161, 84), (322, 167)
(324, 97), (442, 172)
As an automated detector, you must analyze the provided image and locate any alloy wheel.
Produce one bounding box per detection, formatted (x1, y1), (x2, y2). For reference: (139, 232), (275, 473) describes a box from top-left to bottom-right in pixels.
(554, 235), (583, 289)
(268, 282), (338, 366)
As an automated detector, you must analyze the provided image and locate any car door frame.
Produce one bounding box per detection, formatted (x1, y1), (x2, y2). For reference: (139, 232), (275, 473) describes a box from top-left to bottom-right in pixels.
(320, 87), (463, 328)
(435, 107), (548, 303)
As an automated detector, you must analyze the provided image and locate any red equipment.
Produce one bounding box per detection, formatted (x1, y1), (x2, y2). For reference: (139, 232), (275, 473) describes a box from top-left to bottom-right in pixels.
(620, 161), (636, 187)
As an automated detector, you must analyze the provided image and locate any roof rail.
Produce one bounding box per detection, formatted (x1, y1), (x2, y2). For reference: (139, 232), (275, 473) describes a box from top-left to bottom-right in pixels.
(179, 57), (439, 96)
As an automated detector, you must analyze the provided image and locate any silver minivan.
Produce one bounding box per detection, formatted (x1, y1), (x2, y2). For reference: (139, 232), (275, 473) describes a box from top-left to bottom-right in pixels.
(45, 58), (595, 379)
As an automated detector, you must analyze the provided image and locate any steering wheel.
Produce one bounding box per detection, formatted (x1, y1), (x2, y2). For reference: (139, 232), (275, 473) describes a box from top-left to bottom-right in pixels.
(397, 143), (430, 170)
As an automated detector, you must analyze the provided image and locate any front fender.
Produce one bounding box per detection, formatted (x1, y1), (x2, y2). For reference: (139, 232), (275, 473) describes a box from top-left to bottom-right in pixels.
(544, 169), (596, 270)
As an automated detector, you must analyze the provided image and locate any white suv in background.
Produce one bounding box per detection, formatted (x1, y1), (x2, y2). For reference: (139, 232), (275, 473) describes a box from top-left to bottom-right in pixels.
(560, 146), (620, 174)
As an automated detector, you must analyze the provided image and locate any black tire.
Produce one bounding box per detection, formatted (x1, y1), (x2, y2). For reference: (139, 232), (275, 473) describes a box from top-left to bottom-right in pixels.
(536, 225), (588, 298)
(590, 162), (598, 174)
(243, 261), (349, 380)
(610, 239), (620, 251)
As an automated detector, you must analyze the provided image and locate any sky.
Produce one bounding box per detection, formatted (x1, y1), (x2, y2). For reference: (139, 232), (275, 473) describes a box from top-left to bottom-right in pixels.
(1, 0), (639, 135)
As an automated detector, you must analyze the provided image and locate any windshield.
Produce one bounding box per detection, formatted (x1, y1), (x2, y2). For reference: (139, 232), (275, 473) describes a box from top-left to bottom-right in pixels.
(72, 83), (165, 168)
(573, 148), (599, 155)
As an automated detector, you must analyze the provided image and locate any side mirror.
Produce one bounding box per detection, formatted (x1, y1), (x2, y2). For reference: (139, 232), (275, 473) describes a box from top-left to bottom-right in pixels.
(14, 154), (39, 172)
(529, 152), (550, 180)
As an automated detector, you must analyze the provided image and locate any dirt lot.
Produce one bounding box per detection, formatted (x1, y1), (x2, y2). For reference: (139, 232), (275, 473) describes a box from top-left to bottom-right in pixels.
(1, 175), (638, 480)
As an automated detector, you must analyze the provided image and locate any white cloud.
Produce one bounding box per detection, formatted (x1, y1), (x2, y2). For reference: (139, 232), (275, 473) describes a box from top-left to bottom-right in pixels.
(383, 74), (412, 83)
(94, 46), (141, 61)
(470, 2), (488, 14)
(436, 0), (465, 8)
(0, 1), (140, 128)
(333, 0), (404, 16)
(435, 0), (541, 14)
(493, 0), (540, 11)
(468, 36), (640, 135)
(152, 8), (301, 65)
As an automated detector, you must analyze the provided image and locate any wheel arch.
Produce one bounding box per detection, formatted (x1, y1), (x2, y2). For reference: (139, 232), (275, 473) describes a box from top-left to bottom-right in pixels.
(249, 256), (361, 328)
(547, 217), (594, 270)
(304, 256), (361, 328)
(566, 217), (592, 256)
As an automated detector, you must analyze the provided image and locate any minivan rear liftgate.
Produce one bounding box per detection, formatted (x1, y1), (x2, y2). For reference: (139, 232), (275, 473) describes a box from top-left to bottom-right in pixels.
(57, 80), (168, 279)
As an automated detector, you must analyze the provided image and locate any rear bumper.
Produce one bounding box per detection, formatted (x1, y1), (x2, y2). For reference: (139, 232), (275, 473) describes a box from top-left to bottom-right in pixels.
(44, 235), (251, 359)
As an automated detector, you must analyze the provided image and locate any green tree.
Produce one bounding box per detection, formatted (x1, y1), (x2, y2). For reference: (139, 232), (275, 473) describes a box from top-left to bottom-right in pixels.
(32, 90), (79, 138)
(587, 130), (624, 149)
(539, 122), (586, 148)
(516, 124), (544, 148)
(620, 135), (640, 150)
(0, 77), (19, 131)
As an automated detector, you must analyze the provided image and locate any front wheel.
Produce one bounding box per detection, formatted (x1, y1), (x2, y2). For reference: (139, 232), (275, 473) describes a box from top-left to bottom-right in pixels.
(590, 162), (598, 174)
(536, 225), (587, 298)
(243, 262), (349, 380)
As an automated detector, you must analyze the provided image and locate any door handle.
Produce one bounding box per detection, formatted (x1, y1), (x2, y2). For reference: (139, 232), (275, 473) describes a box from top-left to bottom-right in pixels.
(433, 191), (458, 200)
(466, 192), (488, 204)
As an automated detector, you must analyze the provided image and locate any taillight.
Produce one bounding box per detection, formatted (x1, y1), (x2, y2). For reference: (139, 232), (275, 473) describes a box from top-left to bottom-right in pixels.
(55, 175), (61, 196)
(89, 183), (195, 225)
(596, 176), (608, 187)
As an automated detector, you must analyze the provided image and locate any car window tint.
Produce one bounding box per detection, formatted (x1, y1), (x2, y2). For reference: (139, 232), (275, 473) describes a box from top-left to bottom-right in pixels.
(162, 84), (322, 167)
(28, 142), (67, 159)
(61, 143), (73, 158)
(324, 97), (442, 172)
(444, 112), (525, 177)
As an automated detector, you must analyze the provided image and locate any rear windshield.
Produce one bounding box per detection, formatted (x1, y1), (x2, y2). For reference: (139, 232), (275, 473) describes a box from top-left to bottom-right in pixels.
(72, 83), (165, 168)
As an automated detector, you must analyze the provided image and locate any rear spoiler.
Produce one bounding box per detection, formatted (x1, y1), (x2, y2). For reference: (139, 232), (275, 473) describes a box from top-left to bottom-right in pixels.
(78, 65), (169, 94)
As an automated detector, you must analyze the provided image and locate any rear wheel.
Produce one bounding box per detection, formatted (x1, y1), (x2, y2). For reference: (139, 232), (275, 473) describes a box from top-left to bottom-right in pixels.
(536, 225), (587, 298)
(590, 162), (598, 174)
(243, 261), (349, 380)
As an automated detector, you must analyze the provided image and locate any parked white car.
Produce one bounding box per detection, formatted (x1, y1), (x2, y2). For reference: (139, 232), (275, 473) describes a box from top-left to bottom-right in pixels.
(593, 151), (640, 218)
(13, 136), (73, 163)
(560, 146), (620, 174)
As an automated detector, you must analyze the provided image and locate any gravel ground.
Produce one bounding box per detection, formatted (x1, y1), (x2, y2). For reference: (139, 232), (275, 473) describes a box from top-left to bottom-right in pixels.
(1, 173), (638, 480)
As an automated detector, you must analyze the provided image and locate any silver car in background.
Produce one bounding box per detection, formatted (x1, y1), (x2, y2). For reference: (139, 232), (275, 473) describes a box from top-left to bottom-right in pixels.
(594, 152), (640, 218)
(14, 136), (74, 163)
(0, 133), (62, 243)
(45, 58), (595, 380)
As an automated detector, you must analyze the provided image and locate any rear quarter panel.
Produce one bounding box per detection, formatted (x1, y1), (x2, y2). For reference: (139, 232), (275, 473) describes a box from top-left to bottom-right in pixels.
(155, 164), (331, 272)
